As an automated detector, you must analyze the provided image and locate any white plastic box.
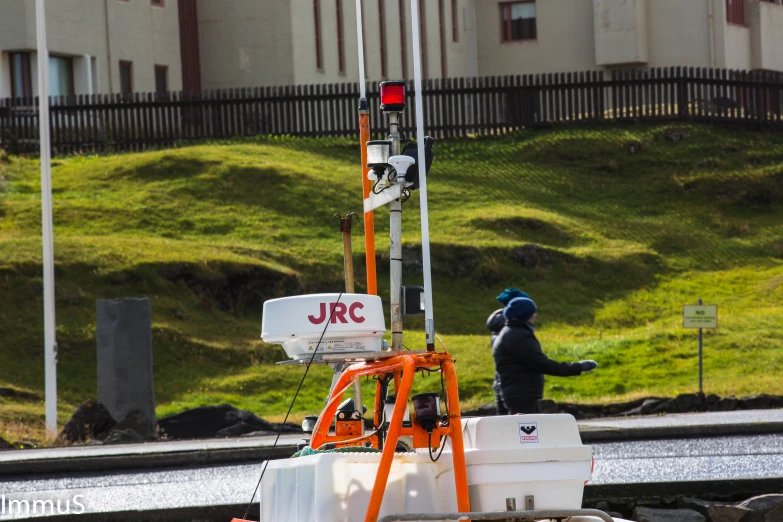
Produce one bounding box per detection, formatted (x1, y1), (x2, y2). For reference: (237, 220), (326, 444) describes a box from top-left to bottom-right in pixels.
(461, 414), (593, 511)
(261, 293), (386, 360)
(258, 414), (593, 521)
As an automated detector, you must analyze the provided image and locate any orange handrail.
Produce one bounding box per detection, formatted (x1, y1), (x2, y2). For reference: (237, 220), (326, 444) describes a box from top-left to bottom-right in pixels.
(308, 352), (471, 522)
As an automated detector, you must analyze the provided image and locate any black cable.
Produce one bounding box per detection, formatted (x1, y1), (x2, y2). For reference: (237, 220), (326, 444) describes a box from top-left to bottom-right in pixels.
(440, 364), (449, 417)
(372, 178), (388, 194)
(241, 292), (344, 520)
(428, 429), (447, 462)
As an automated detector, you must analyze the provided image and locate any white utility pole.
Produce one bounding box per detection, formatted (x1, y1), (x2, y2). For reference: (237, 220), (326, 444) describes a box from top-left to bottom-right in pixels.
(355, 0), (367, 99)
(36, 0), (58, 438)
(410, 0), (436, 349)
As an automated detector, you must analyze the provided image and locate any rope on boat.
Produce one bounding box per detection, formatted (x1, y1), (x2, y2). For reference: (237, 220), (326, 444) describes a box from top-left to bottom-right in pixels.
(240, 292), (344, 520)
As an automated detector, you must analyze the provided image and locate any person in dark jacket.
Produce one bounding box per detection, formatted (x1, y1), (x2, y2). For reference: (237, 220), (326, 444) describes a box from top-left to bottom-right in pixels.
(487, 288), (528, 415)
(492, 296), (598, 414)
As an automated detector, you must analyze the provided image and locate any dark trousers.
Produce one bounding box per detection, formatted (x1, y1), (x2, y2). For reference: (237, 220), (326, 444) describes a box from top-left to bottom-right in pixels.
(500, 396), (541, 415)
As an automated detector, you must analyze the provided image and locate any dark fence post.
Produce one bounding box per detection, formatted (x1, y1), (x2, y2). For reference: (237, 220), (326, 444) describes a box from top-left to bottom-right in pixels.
(677, 67), (688, 120)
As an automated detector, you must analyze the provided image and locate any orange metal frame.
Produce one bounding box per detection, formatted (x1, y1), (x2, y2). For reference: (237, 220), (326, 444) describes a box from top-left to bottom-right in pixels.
(310, 352), (471, 522)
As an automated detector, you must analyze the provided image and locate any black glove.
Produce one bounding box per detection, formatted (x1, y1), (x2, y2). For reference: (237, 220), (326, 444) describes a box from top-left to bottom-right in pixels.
(579, 360), (598, 373)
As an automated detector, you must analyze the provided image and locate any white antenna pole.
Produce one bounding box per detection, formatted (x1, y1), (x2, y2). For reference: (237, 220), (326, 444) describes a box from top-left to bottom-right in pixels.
(355, 0), (367, 99)
(409, 0), (435, 347)
(36, 0), (58, 438)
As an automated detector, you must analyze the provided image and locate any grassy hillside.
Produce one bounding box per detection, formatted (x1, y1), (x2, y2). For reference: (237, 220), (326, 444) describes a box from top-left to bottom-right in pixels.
(1, 122), (782, 443)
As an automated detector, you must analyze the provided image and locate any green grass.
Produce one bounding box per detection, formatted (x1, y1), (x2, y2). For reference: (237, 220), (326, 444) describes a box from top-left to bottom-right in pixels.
(1, 122), (783, 443)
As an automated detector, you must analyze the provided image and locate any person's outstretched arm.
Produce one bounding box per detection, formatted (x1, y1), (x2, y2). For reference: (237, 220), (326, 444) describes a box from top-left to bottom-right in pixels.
(520, 340), (597, 377)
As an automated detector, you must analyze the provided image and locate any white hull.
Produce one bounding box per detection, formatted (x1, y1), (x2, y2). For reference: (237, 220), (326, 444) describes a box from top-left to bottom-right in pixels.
(260, 415), (598, 522)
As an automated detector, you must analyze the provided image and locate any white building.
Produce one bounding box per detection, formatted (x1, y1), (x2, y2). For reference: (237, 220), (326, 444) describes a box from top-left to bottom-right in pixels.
(1, 0), (782, 98)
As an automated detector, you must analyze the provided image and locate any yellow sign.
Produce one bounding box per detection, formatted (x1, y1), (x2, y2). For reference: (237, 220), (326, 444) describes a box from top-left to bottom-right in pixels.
(683, 305), (718, 329)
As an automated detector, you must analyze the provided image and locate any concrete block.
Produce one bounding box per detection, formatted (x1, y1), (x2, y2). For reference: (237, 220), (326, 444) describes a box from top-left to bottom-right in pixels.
(96, 298), (156, 439)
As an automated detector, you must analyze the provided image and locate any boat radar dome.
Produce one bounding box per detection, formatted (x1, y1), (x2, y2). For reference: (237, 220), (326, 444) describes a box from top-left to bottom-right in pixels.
(261, 293), (386, 360)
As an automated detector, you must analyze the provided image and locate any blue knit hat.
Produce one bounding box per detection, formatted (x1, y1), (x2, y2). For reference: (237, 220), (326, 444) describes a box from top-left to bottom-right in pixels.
(504, 297), (537, 321)
(496, 288), (529, 306)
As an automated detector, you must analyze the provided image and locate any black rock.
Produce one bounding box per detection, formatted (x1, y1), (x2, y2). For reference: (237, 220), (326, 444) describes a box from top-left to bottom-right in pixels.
(704, 394), (721, 405)
(706, 505), (756, 522)
(157, 404), (302, 440)
(715, 396), (740, 412)
(0, 437), (13, 451)
(674, 393), (704, 413)
(462, 403), (498, 417)
(57, 399), (117, 443)
(112, 410), (155, 440)
(102, 429), (145, 445)
(740, 394), (773, 410)
(677, 497), (729, 517)
(651, 399), (677, 415)
(239, 430), (281, 438)
(633, 507), (705, 522)
(620, 398), (663, 417)
(216, 422), (265, 438)
(737, 494), (783, 515)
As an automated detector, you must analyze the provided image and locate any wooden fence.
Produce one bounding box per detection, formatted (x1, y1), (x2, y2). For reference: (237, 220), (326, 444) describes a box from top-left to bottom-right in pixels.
(1, 67), (782, 155)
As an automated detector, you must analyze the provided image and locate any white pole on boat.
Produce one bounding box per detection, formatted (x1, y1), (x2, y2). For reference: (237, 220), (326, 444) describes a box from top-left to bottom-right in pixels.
(409, 0), (436, 349)
(355, 0), (367, 100)
(36, 0), (58, 438)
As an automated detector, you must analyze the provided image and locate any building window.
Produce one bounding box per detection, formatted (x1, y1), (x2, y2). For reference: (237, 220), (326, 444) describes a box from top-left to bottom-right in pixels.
(379, 0), (387, 78)
(49, 56), (74, 97)
(452, 0), (459, 43)
(119, 60), (133, 94)
(399, 0), (407, 79)
(439, 0), (447, 77)
(336, 0), (345, 73)
(151, 0), (164, 6)
(9, 52), (32, 99)
(314, 0), (323, 70)
(419, 0), (427, 79)
(726, 0), (746, 25)
(500, 1), (537, 42)
(155, 65), (168, 95)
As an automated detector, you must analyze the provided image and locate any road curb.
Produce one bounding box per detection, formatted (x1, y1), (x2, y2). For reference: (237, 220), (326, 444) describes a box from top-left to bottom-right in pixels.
(578, 421), (783, 442)
(0, 445), (299, 477)
(2, 421), (782, 477)
(584, 477), (783, 502)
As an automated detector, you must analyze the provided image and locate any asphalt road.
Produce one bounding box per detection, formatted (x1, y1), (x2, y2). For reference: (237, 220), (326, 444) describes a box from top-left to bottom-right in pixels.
(1, 434), (782, 520)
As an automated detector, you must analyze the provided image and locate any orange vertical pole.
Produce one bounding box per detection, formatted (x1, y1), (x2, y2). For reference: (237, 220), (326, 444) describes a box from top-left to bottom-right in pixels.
(364, 356), (415, 522)
(442, 359), (471, 514)
(360, 106), (377, 295)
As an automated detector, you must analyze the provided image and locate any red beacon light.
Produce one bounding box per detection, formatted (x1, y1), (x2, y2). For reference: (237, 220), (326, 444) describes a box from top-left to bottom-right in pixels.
(380, 81), (406, 113)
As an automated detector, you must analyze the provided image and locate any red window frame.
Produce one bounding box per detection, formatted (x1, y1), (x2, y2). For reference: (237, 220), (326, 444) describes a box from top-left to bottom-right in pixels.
(336, 0), (345, 74)
(726, 0), (746, 26)
(399, 0), (407, 79)
(314, 0), (323, 71)
(452, 0), (459, 43)
(500, 0), (537, 43)
(9, 52), (32, 99)
(379, 0), (387, 78)
(119, 60), (133, 95)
